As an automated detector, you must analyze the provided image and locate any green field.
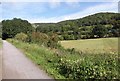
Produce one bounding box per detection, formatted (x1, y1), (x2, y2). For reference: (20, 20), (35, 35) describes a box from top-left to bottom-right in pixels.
(60, 38), (119, 54)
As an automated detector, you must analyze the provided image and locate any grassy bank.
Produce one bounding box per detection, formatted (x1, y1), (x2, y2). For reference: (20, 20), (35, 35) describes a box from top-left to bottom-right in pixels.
(7, 38), (119, 80)
(0, 38), (2, 47)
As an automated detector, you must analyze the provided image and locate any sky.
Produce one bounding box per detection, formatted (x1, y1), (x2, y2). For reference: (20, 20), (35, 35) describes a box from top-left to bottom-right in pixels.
(0, 0), (119, 23)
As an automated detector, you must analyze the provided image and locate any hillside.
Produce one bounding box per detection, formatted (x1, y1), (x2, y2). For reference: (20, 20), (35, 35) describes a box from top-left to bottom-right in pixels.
(2, 12), (120, 40)
(58, 12), (119, 26)
(34, 12), (120, 40)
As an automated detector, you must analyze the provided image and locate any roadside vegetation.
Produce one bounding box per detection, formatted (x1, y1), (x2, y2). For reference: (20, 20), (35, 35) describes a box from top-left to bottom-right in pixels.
(0, 39), (1, 46)
(7, 37), (119, 80)
(0, 39), (2, 48)
(2, 12), (120, 80)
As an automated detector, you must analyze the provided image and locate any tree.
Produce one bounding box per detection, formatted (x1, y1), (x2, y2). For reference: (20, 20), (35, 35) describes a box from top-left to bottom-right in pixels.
(111, 20), (120, 37)
(2, 18), (34, 40)
(92, 25), (108, 38)
(0, 23), (2, 38)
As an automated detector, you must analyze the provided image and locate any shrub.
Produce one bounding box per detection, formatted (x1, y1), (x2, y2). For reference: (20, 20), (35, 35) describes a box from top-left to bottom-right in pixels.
(15, 32), (28, 42)
(31, 32), (49, 45)
(31, 32), (60, 49)
(47, 33), (59, 48)
(57, 54), (119, 79)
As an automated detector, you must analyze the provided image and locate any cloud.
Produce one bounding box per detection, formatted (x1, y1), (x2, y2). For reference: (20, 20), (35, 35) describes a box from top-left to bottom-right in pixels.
(1, 1), (118, 23)
(49, 0), (61, 9)
(1, 0), (119, 2)
(63, 2), (118, 20)
(29, 2), (118, 23)
(2, 2), (47, 20)
(48, 0), (81, 9)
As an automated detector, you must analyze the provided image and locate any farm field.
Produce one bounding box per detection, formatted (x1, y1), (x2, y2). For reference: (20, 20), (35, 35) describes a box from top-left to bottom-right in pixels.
(60, 37), (119, 54)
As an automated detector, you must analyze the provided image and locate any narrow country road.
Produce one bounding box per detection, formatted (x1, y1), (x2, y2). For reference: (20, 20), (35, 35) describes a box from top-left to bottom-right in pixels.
(2, 40), (52, 79)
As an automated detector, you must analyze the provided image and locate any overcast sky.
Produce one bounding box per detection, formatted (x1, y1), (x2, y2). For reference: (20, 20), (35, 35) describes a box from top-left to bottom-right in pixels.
(0, 0), (119, 23)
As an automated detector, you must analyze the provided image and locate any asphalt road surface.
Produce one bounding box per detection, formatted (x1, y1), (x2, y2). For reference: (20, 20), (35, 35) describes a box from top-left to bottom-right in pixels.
(2, 40), (52, 79)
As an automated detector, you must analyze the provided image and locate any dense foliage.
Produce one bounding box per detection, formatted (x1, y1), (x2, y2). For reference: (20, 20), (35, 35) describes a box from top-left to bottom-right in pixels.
(35, 13), (120, 40)
(2, 18), (34, 40)
(0, 23), (2, 38)
(15, 32), (59, 49)
(58, 54), (119, 79)
(92, 25), (108, 38)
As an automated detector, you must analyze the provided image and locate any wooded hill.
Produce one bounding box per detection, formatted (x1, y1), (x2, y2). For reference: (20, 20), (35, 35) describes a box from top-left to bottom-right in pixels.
(1, 12), (120, 40)
(34, 12), (120, 40)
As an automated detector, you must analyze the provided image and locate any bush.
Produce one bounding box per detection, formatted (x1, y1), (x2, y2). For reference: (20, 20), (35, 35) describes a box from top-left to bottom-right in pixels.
(31, 32), (60, 49)
(31, 32), (49, 45)
(15, 32), (28, 42)
(47, 33), (59, 48)
(57, 54), (119, 79)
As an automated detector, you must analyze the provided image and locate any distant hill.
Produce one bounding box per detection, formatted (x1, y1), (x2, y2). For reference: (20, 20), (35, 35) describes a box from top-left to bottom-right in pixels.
(34, 12), (119, 27)
(34, 12), (120, 40)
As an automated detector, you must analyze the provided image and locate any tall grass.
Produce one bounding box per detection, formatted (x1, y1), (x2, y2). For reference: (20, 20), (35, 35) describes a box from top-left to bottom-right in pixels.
(0, 38), (2, 48)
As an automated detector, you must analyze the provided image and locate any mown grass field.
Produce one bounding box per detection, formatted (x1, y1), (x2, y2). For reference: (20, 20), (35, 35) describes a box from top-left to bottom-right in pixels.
(60, 38), (119, 54)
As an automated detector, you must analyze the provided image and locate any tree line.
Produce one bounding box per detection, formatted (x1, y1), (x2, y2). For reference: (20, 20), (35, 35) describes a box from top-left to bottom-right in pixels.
(35, 12), (120, 40)
(1, 12), (120, 41)
(2, 18), (34, 40)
